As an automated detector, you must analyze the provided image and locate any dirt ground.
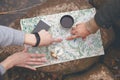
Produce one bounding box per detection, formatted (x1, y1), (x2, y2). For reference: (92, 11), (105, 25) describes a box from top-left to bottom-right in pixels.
(0, 0), (120, 80)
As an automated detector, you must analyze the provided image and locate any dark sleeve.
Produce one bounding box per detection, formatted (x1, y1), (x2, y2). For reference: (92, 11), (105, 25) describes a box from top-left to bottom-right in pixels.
(95, 0), (120, 28)
(0, 74), (3, 80)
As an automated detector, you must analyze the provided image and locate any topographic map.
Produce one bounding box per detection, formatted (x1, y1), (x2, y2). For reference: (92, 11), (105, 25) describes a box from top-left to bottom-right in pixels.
(20, 8), (104, 67)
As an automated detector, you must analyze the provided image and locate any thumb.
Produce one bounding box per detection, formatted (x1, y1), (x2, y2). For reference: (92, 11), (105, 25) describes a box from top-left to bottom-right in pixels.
(66, 35), (79, 40)
(24, 65), (36, 71)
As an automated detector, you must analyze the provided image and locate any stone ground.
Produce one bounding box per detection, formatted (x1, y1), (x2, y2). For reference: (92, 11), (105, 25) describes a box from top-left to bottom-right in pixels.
(0, 0), (119, 80)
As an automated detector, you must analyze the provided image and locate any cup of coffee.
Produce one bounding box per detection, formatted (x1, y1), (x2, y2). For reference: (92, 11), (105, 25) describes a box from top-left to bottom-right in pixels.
(60, 15), (74, 28)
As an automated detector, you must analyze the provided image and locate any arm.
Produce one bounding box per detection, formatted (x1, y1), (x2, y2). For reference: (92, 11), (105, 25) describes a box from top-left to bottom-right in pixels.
(0, 73), (3, 80)
(0, 25), (25, 47)
(0, 64), (6, 75)
(95, 0), (120, 28)
(0, 25), (62, 47)
(87, 0), (120, 33)
(67, 0), (120, 40)
(0, 48), (47, 75)
(0, 26), (62, 75)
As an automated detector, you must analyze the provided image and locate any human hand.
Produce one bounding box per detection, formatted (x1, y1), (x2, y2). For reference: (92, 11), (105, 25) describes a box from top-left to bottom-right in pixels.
(66, 23), (91, 40)
(38, 30), (63, 46)
(24, 30), (62, 47)
(1, 48), (47, 71)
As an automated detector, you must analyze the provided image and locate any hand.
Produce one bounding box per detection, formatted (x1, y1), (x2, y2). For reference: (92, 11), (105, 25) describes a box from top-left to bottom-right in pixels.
(1, 48), (47, 71)
(66, 23), (90, 40)
(24, 30), (62, 47)
(38, 30), (63, 46)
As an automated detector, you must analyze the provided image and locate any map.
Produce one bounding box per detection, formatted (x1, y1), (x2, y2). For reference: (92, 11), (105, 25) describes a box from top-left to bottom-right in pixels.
(20, 8), (104, 67)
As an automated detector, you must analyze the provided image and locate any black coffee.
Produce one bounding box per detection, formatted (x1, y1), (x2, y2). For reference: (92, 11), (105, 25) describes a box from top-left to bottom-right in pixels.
(60, 15), (74, 28)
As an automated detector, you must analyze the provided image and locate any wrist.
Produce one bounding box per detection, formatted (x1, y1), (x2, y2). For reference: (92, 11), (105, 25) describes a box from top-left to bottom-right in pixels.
(32, 33), (41, 47)
(86, 18), (99, 34)
(0, 57), (14, 71)
(0, 64), (6, 75)
(24, 33), (36, 46)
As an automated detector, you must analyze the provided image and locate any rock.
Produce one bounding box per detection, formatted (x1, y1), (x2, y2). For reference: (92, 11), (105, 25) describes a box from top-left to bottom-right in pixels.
(9, 0), (99, 75)
(104, 47), (120, 80)
(89, 0), (108, 9)
(0, 46), (24, 61)
(16, 0), (114, 75)
(0, 0), (46, 26)
(0, 0), (115, 80)
(64, 64), (114, 80)
(100, 28), (115, 49)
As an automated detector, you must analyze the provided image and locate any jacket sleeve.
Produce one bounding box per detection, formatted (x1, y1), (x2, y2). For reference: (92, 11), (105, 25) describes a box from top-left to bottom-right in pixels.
(0, 74), (3, 80)
(0, 64), (6, 75)
(94, 0), (120, 28)
(0, 25), (25, 47)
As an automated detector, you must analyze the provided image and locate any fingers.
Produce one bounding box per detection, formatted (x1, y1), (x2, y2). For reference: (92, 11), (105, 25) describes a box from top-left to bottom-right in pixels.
(52, 38), (63, 43)
(76, 23), (81, 27)
(71, 29), (77, 35)
(71, 26), (79, 35)
(28, 57), (47, 62)
(16, 53), (47, 70)
(25, 57), (47, 68)
(24, 65), (36, 70)
(66, 24), (82, 40)
(21, 54), (47, 68)
(29, 53), (46, 58)
(18, 64), (36, 71)
(66, 35), (79, 40)
(28, 53), (47, 63)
